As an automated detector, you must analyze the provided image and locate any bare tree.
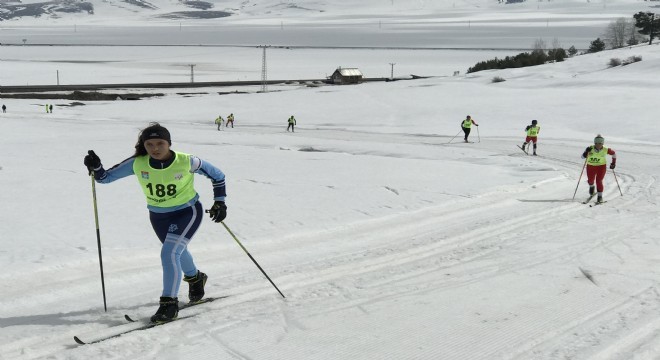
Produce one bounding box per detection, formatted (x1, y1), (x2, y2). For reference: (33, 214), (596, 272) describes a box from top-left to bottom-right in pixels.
(548, 38), (566, 62)
(604, 18), (629, 48)
(532, 38), (547, 53)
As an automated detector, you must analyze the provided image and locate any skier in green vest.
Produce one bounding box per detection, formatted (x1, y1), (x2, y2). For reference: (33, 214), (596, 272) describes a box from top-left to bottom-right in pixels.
(522, 119), (540, 155)
(461, 115), (478, 143)
(581, 134), (617, 204)
(287, 115), (296, 132)
(84, 122), (227, 323)
(215, 115), (224, 131)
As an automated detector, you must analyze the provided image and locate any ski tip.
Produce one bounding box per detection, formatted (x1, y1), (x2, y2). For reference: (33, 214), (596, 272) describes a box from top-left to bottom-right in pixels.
(124, 314), (136, 322)
(73, 336), (86, 345)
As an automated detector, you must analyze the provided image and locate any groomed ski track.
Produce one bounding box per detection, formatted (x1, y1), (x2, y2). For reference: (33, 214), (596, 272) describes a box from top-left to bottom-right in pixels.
(2, 127), (658, 360)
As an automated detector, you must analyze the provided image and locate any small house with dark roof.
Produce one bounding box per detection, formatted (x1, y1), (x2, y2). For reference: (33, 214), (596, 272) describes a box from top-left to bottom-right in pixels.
(329, 67), (363, 85)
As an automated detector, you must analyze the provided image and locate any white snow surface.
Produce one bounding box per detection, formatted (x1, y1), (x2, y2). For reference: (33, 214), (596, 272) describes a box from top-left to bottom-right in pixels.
(2, 1), (660, 359)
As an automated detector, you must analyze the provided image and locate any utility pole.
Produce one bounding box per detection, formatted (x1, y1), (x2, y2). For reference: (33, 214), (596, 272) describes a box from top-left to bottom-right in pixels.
(258, 45), (270, 92)
(652, 13), (656, 45)
(389, 63), (396, 79)
(188, 64), (196, 83)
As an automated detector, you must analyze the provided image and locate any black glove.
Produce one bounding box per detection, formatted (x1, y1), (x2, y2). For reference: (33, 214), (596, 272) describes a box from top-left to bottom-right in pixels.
(84, 150), (101, 174)
(208, 201), (227, 223)
(582, 146), (591, 158)
(610, 162), (616, 169)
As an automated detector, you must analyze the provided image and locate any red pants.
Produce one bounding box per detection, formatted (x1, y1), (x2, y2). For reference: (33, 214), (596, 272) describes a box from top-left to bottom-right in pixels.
(586, 164), (607, 192)
(525, 136), (537, 143)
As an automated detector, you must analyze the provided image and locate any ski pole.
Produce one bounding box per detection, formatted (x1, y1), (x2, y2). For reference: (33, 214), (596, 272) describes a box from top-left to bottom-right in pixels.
(477, 126), (481, 143)
(572, 157), (588, 200)
(611, 168), (623, 196)
(90, 173), (108, 312)
(447, 130), (462, 144)
(212, 218), (286, 298)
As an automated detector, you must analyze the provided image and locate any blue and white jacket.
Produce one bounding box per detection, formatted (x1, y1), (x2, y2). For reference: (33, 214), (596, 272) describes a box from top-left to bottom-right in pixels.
(93, 152), (226, 213)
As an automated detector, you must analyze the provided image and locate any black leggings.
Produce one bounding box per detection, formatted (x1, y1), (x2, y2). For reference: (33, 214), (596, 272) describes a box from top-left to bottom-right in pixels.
(462, 127), (471, 139)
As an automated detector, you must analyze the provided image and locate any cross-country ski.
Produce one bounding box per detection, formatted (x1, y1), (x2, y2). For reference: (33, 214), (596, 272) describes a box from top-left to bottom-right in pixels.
(74, 315), (196, 345)
(589, 201), (608, 207)
(74, 297), (225, 345)
(123, 296), (223, 323)
(582, 195), (596, 204)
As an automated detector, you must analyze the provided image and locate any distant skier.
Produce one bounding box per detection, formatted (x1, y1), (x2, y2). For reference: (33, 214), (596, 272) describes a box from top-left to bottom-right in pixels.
(2, 104), (6, 113)
(461, 115), (478, 142)
(581, 134), (616, 204)
(49, 104), (53, 113)
(522, 119), (540, 155)
(83, 122), (227, 323)
(287, 115), (296, 132)
(45, 104), (50, 113)
(215, 116), (224, 131)
(226, 113), (234, 128)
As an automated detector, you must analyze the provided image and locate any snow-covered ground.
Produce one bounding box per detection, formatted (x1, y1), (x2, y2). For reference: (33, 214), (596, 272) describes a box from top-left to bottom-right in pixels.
(2, 1), (660, 359)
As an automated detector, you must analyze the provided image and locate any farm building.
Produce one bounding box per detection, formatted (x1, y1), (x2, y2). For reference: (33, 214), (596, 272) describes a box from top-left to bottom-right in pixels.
(329, 67), (363, 84)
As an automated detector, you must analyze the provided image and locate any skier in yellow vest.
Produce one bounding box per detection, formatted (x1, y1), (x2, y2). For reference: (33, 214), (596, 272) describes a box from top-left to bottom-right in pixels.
(226, 113), (234, 128)
(215, 116), (224, 131)
(287, 115), (297, 132)
(581, 134), (616, 204)
(84, 122), (227, 323)
(461, 115), (478, 143)
(522, 119), (540, 155)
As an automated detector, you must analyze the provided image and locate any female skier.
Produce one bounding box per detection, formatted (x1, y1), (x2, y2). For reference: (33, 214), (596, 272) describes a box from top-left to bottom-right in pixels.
(84, 122), (227, 323)
(582, 134), (616, 204)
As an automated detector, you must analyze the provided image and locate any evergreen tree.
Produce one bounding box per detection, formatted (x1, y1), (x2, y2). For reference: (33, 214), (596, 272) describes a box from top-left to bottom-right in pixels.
(588, 38), (606, 53)
(548, 48), (567, 62)
(633, 12), (659, 45)
(467, 51), (549, 73)
(568, 45), (578, 56)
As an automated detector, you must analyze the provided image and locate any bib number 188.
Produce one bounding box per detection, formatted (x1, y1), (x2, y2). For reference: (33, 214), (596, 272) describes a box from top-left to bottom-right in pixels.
(146, 183), (177, 197)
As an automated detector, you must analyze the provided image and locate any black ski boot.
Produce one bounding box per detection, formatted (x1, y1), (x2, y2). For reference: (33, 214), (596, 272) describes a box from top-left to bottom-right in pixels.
(150, 297), (178, 323)
(184, 270), (208, 303)
(597, 195), (603, 203)
(589, 186), (595, 196)
(521, 143), (526, 151)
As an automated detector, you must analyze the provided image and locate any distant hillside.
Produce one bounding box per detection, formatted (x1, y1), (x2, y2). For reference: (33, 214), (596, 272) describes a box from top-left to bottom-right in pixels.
(0, 0), (604, 23)
(0, 0), (655, 26)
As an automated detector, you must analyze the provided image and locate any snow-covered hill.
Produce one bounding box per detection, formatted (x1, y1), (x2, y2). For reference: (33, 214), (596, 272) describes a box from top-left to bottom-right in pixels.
(1, 39), (660, 359)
